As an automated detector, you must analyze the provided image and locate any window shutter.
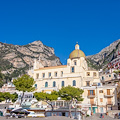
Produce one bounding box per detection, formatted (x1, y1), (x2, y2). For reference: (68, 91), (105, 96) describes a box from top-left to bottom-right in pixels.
(88, 90), (90, 95)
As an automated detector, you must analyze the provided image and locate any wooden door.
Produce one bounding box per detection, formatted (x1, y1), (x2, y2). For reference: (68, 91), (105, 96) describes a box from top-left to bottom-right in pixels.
(107, 98), (111, 104)
(107, 89), (110, 95)
(90, 98), (94, 104)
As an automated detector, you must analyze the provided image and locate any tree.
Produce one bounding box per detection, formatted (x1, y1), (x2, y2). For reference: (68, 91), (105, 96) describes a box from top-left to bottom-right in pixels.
(11, 92), (18, 103)
(2, 92), (11, 102)
(59, 85), (84, 101)
(59, 85), (84, 117)
(0, 92), (18, 103)
(0, 92), (5, 102)
(13, 74), (35, 105)
(34, 91), (59, 116)
(113, 70), (120, 75)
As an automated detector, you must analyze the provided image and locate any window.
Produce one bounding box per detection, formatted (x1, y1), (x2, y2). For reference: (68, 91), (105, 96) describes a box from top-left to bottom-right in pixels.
(36, 73), (39, 79)
(42, 73), (45, 78)
(100, 107), (103, 113)
(74, 61), (77, 65)
(71, 67), (75, 73)
(35, 84), (37, 89)
(93, 72), (96, 77)
(73, 80), (76, 86)
(61, 71), (63, 77)
(100, 98), (103, 102)
(102, 76), (104, 80)
(45, 82), (48, 87)
(61, 81), (64, 87)
(53, 81), (56, 87)
(89, 90), (95, 95)
(90, 90), (93, 95)
(99, 90), (103, 93)
(86, 81), (90, 86)
(87, 72), (90, 76)
(54, 72), (57, 77)
(48, 72), (51, 77)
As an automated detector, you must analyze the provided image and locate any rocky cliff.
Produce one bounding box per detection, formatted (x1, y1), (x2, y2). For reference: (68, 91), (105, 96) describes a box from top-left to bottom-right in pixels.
(0, 40), (61, 78)
(87, 39), (120, 70)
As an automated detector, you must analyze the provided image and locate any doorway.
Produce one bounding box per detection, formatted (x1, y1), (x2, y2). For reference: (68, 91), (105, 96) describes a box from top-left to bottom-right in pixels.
(62, 112), (65, 116)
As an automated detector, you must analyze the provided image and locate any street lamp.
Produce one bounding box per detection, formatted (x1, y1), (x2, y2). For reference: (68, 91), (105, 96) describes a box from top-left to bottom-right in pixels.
(74, 99), (78, 119)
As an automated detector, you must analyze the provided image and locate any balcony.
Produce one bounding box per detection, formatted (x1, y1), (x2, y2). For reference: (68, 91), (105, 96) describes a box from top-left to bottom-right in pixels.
(88, 94), (95, 98)
(104, 93), (113, 98)
(88, 102), (96, 106)
(107, 102), (112, 105)
(91, 103), (96, 106)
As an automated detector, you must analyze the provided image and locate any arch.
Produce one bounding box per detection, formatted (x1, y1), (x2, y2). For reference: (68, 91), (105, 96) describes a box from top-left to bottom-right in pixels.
(73, 80), (76, 86)
(53, 81), (56, 87)
(45, 82), (48, 87)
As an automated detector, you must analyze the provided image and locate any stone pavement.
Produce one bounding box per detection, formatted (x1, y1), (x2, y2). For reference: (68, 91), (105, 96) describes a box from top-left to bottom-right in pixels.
(0, 115), (119, 120)
(85, 113), (118, 120)
(0, 116), (73, 120)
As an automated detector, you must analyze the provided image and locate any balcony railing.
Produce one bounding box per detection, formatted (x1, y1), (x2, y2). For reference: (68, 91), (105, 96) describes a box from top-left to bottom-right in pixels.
(104, 93), (113, 97)
(88, 94), (95, 98)
(88, 102), (96, 106)
(91, 103), (96, 106)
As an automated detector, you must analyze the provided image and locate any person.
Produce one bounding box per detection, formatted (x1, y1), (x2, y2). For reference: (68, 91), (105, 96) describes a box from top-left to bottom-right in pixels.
(100, 113), (103, 118)
(119, 112), (120, 119)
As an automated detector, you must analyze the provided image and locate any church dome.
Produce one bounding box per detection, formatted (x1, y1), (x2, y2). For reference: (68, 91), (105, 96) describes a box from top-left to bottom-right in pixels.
(69, 44), (86, 59)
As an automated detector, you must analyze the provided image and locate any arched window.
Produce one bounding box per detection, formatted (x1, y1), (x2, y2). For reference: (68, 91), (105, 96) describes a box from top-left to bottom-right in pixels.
(45, 82), (48, 87)
(73, 80), (76, 86)
(74, 60), (77, 65)
(71, 67), (75, 73)
(53, 81), (56, 87)
(61, 81), (64, 87)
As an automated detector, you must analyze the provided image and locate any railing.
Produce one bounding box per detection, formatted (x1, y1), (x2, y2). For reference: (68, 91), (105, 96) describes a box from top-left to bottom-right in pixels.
(104, 93), (113, 97)
(88, 102), (96, 106)
(83, 77), (93, 81)
(87, 94), (95, 98)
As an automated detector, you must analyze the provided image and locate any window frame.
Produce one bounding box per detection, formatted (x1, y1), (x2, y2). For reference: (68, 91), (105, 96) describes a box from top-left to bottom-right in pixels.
(42, 73), (45, 78)
(54, 72), (57, 77)
(86, 81), (90, 86)
(73, 80), (76, 86)
(61, 81), (64, 87)
(48, 72), (51, 77)
(45, 82), (48, 87)
(74, 60), (77, 65)
(53, 81), (56, 87)
(36, 73), (39, 79)
(87, 72), (90, 76)
(61, 71), (63, 77)
(71, 66), (75, 73)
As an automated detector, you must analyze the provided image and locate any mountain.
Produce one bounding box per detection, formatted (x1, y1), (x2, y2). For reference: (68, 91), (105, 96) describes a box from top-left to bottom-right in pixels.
(87, 39), (120, 70)
(0, 40), (61, 78)
(1, 39), (120, 79)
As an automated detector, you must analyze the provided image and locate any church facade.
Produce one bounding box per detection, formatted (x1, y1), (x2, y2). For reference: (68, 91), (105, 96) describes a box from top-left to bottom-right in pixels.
(30, 44), (100, 93)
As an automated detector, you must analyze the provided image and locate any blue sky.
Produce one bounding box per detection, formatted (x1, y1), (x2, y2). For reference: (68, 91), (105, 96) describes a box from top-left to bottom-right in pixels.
(0, 0), (120, 64)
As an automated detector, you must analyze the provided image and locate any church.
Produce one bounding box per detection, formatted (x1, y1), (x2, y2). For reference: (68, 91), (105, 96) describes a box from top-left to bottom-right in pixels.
(29, 43), (100, 93)
(28, 43), (118, 113)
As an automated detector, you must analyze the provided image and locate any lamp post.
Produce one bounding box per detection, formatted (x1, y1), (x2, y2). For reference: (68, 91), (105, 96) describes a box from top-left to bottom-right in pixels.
(74, 99), (78, 119)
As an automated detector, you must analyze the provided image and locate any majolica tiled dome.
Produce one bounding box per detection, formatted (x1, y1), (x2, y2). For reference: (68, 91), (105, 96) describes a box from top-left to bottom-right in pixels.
(69, 44), (86, 59)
